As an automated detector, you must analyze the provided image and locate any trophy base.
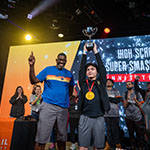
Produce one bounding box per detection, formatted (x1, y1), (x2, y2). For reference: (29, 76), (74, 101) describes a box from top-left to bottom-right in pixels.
(86, 42), (94, 51)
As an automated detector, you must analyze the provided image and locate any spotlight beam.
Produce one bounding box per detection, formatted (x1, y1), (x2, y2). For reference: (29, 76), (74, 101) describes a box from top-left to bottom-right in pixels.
(28, 0), (60, 19)
(7, 19), (28, 33)
(6, 19), (37, 39)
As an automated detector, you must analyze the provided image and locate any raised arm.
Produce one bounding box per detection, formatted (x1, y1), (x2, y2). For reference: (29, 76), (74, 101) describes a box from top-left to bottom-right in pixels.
(30, 94), (41, 105)
(28, 52), (40, 84)
(134, 76), (146, 100)
(134, 76), (142, 91)
(79, 44), (87, 87)
(93, 43), (107, 85)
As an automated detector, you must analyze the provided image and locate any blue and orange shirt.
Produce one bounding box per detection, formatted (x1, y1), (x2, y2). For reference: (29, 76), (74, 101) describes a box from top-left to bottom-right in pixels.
(36, 66), (74, 108)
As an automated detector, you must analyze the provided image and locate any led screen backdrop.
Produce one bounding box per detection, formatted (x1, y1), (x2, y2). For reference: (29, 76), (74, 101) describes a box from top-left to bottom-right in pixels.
(0, 35), (150, 134)
(71, 35), (150, 134)
(72, 35), (150, 95)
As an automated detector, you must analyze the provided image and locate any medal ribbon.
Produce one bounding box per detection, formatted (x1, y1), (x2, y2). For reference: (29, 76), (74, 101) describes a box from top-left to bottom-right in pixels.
(86, 79), (95, 92)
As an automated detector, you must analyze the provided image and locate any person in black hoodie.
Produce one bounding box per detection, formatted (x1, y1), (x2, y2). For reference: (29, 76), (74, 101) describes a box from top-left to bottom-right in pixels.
(78, 42), (110, 150)
(9, 86), (28, 118)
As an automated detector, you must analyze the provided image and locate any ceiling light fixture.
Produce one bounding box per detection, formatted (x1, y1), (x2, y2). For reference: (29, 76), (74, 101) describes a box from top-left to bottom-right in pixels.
(58, 33), (64, 38)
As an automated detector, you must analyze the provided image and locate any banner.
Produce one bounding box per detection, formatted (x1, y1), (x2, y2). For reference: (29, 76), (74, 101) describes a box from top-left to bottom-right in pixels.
(0, 118), (15, 150)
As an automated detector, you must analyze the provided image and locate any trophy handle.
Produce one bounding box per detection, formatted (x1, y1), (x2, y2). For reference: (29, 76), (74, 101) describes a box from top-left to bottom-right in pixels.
(94, 27), (98, 33)
(90, 27), (98, 38)
(82, 29), (86, 36)
(82, 29), (90, 39)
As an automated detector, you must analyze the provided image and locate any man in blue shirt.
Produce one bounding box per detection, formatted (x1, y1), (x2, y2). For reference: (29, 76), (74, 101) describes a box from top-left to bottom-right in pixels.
(28, 52), (74, 150)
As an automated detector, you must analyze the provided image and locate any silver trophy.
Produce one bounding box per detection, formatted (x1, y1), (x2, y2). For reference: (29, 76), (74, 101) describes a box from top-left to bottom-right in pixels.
(82, 27), (98, 51)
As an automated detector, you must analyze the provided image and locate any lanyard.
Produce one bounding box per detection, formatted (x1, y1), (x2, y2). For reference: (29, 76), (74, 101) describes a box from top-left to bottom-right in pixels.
(86, 79), (95, 92)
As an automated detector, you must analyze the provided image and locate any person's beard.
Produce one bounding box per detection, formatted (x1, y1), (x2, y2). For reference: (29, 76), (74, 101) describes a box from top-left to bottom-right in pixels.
(57, 64), (64, 70)
(127, 87), (133, 91)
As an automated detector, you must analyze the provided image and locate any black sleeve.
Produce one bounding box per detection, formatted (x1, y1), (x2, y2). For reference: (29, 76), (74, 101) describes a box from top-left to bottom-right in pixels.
(134, 79), (141, 91)
(95, 53), (107, 85)
(134, 79), (146, 100)
(20, 95), (28, 104)
(79, 54), (86, 87)
(9, 96), (18, 105)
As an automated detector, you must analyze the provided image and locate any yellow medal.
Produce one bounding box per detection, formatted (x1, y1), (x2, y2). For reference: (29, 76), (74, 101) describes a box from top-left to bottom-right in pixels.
(85, 91), (95, 100)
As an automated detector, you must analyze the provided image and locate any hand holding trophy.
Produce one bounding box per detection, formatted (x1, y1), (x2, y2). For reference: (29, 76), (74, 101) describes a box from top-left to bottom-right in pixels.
(82, 27), (98, 51)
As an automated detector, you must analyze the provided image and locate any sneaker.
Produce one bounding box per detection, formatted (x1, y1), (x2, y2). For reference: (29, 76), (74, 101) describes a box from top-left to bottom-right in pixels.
(48, 143), (56, 150)
(48, 146), (56, 150)
(70, 143), (76, 150)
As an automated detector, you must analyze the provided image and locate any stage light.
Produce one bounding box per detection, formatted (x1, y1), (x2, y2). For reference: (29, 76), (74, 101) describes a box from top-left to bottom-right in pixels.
(75, 9), (81, 15)
(0, 13), (8, 19)
(49, 19), (60, 30)
(27, 0), (59, 19)
(91, 10), (95, 14)
(25, 34), (32, 40)
(8, 0), (16, 9)
(27, 14), (32, 20)
(104, 27), (110, 34)
(58, 33), (64, 38)
(8, 0), (16, 3)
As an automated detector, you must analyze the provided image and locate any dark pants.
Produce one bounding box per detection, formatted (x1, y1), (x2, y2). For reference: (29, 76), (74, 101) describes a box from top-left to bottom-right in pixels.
(69, 118), (79, 143)
(31, 111), (39, 121)
(105, 117), (120, 147)
(125, 118), (145, 148)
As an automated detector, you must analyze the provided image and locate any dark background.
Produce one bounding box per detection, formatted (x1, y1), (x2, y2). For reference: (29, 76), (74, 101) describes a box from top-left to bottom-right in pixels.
(1, 0), (150, 101)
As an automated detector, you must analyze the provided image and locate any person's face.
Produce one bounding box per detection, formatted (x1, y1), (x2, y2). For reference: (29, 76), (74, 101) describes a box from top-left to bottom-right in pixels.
(126, 82), (133, 90)
(86, 65), (97, 80)
(56, 55), (67, 70)
(17, 87), (23, 94)
(147, 84), (150, 91)
(35, 87), (41, 95)
(106, 80), (113, 87)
